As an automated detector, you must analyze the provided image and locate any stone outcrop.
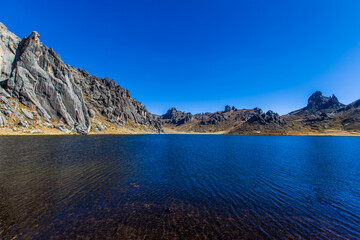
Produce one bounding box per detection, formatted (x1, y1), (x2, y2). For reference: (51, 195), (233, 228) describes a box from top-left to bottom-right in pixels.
(160, 105), (284, 133)
(224, 105), (231, 112)
(71, 69), (162, 132)
(0, 23), (21, 82)
(290, 91), (344, 115)
(246, 110), (283, 125)
(161, 107), (193, 125)
(5, 31), (91, 133)
(0, 22), (162, 134)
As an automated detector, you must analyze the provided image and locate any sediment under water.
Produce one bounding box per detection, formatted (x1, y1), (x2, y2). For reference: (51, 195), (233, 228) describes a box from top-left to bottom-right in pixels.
(0, 135), (359, 239)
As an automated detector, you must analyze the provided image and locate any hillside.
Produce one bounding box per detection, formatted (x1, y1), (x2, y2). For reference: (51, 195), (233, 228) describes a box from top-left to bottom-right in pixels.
(160, 92), (360, 136)
(0, 22), (163, 134)
(1, 22), (359, 136)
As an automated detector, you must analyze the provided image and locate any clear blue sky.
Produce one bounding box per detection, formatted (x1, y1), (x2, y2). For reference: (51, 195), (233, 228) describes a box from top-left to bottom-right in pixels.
(2, 0), (360, 115)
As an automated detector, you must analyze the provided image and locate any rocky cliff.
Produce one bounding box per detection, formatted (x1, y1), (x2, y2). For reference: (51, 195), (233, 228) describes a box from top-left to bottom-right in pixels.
(161, 107), (193, 125)
(0, 22), (162, 134)
(289, 91), (344, 115)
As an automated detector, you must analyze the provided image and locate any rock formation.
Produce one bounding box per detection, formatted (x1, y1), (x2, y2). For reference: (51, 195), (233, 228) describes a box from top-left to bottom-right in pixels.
(161, 107), (193, 125)
(159, 105), (284, 133)
(0, 22), (162, 134)
(1, 23), (359, 136)
(246, 110), (283, 125)
(161, 92), (360, 135)
(224, 105), (231, 112)
(290, 91), (344, 115)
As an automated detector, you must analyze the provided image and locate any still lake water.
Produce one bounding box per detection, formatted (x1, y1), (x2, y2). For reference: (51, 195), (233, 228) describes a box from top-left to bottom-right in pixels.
(0, 135), (359, 239)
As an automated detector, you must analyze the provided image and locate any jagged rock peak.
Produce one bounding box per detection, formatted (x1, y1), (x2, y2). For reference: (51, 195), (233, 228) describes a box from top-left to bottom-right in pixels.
(253, 107), (263, 114)
(306, 91), (344, 112)
(161, 107), (193, 125)
(0, 22), (21, 82)
(224, 105), (231, 112)
(163, 107), (188, 118)
(246, 109), (283, 125)
(307, 91), (327, 108)
(5, 28), (91, 133)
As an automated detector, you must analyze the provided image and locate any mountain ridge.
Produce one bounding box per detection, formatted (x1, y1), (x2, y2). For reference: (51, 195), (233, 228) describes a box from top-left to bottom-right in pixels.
(160, 91), (360, 135)
(1, 22), (359, 135)
(0, 22), (163, 134)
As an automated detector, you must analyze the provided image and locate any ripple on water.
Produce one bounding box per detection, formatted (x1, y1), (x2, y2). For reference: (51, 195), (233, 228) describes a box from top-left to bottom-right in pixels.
(0, 135), (359, 239)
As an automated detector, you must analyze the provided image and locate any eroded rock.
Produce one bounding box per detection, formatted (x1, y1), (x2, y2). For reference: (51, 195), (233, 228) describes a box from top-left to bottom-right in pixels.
(21, 109), (34, 120)
(0, 22), (163, 134)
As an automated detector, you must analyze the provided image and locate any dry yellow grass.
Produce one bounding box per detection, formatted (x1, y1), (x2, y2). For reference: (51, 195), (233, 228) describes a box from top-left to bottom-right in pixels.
(0, 127), (73, 135)
(163, 127), (226, 135)
(0, 124), (159, 136)
(163, 127), (360, 136)
(0, 126), (359, 136)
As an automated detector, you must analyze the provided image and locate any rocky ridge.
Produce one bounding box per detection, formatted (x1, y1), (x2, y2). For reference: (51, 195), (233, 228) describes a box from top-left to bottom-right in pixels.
(160, 105), (284, 133)
(289, 91), (345, 115)
(0, 22), (162, 134)
(162, 92), (360, 135)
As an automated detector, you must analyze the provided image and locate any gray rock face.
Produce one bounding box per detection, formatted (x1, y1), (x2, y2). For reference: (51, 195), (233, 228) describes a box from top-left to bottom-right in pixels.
(290, 91), (345, 115)
(224, 105), (231, 112)
(306, 91), (344, 112)
(0, 23), (21, 82)
(0, 87), (10, 98)
(21, 109), (34, 120)
(0, 22), (163, 134)
(71, 69), (162, 132)
(5, 31), (91, 133)
(18, 121), (28, 127)
(0, 112), (7, 127)
(162, 107), (193, 125)
(55, 125), (71, 134)
(246, 110), (283, 125)
(30, 129), (41, 134)
(343, 99), (360, 111)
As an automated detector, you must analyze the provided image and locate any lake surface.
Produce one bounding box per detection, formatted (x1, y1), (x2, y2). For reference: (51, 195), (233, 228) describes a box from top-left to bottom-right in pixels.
(0, 135), (359, 239)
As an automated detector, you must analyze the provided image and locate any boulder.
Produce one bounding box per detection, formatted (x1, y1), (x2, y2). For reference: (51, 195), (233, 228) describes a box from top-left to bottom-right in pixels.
(0, 87), (10, 98)
(30, 129), (41, 134)
(18, 121), (28, 127)
(224, 105), (231, 112)
(55, 125), (71, 134)
(88, 109), (96, 119)
(0, 112), (7, 127)
(21, 109), (34, 120)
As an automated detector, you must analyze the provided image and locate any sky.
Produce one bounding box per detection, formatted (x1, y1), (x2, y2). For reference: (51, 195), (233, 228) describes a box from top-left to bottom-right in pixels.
(1, 0), (360, 115)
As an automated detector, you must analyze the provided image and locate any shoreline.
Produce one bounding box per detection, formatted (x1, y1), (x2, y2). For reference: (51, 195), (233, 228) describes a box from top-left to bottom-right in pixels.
(0, 127), (359, 137)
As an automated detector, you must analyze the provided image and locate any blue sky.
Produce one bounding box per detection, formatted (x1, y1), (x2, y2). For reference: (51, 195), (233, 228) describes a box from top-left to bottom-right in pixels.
(1, 0), (360, 115)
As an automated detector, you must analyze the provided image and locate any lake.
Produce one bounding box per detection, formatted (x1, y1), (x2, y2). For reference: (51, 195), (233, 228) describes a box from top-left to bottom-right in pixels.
(0, 135), (359, 239)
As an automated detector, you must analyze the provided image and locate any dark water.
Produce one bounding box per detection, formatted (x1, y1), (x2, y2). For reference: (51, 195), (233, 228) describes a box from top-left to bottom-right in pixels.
(0, 135), (360, 239)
